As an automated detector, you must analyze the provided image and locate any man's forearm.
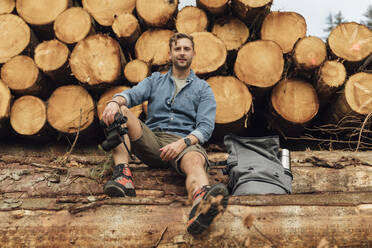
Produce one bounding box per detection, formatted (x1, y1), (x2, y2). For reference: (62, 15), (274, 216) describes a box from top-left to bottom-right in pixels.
(109, 96), (127, 107)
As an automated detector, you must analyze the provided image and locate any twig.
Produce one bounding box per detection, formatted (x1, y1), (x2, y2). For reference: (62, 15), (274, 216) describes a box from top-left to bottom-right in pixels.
(154, 226), (168, 248)
(63, 108), (83, 163)
(253, 224), (276, 248)
(355, 112), (372, 152)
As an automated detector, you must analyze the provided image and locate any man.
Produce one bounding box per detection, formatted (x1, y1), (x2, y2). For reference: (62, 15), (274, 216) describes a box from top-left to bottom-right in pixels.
(101, 33), (229, 235)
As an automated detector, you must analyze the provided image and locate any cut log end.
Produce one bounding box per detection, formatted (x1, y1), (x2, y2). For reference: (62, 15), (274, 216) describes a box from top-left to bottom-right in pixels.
(124, 59), (150, 84)
(54, 7), (92, 44)
(34, 40), (69, 72)
(0, 80), (12, 120)
(261, 11), (307, 54)
(328, 22), (372, 62)
(234, 40), (283, 88)
(191, 32), (227, 75)
(112, 13), (140, 42)
(10, 95), (46, 135)
(176, 6), (208, 35)
(212, 17), (249, 51)
(97, 86), (142, 120)
(318, 60), (346, 88)
(136, 0), (178, 27)
(0, 0), (15, 14)
(82, 0), (136, 26)
(344, 72), (372, 115)
(207, 76), (252, 124)
(16, 0), (70, 25)
(197, 0), (229, 15)
(70, 34), (123, 85)
(0, 14), (30, 64)
(47, 85), (94, 134)
(294, 36), (327, 69)
(271, 79), (319, 124)
(1, 55), (39, 92)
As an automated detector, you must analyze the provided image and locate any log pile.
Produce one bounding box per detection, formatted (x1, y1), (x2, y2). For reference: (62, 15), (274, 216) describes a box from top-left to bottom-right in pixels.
(0, 0), (371, 149)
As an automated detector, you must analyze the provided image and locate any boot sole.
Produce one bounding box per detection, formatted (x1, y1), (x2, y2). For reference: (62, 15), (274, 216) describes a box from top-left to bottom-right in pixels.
(104, 180), (136, 197)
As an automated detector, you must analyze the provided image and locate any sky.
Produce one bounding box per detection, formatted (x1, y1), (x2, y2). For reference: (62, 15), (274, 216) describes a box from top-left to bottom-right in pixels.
(178, 0), (371, 38)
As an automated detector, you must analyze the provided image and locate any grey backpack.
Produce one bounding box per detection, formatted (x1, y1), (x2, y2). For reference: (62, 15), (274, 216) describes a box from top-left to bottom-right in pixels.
(223, 134), (293, 195)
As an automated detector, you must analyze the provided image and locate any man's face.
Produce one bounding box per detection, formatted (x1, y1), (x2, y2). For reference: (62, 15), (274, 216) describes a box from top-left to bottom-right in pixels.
(169, 38), (195, 70)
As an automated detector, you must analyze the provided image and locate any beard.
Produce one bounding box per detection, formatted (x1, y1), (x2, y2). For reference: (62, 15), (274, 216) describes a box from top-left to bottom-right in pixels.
(172, 57), (192, 70)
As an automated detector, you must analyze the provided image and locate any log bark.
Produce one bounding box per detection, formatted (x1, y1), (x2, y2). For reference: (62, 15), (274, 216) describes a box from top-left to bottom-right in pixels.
(0, 0), (15, 14)
(234, 40), (283, 88)
(136, 0), (178, 28)
(261, 11), (307, 54)
(293, 36), (327, 70)
(328, 22), (372, 62)
(1, 55), (50, 98)
(0, 80), (12, 122)
(47, 85), (95, 134)
(82, 0), (136, 27)
(196, 0), (229, 15)
(123, 59), (150, 85)
(135, 29), (174, 66)
(0, 14), (34, 64)
(96, 86), (143, 120)
(212, 17), (249, 51)
(190, 32), (227, 75)
(9, 95), (48, 136)
(70, 34), (126, 85)
(54, 7), (93, 45)
(176, 6), (208, 35)
(34, 39), (73, 84)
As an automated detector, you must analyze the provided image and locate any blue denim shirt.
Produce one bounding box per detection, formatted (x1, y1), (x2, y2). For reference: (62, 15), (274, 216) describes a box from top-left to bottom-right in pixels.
(115, 69), (216, 144)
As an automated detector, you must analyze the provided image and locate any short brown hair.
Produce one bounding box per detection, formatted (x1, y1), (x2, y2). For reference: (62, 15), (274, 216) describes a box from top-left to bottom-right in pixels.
(169, 33), (194, 50)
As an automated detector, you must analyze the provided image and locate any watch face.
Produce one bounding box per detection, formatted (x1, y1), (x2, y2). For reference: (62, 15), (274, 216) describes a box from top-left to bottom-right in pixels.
(184, 137), (191, 146)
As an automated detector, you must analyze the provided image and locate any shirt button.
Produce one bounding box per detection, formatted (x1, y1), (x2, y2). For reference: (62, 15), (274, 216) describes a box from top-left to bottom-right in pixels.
(170, 117), (174, 120)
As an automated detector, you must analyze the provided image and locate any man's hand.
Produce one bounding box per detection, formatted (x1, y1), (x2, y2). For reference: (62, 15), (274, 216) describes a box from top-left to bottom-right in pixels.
(102, 101), (121, 126)
(159, 139), (186, 161)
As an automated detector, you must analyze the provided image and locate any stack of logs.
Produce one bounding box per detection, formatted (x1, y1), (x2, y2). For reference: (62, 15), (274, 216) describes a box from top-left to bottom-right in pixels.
(0, 0), (371, 148)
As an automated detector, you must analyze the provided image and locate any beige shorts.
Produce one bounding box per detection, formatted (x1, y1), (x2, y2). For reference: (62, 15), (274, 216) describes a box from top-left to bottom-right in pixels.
(131, 121), (210, 176)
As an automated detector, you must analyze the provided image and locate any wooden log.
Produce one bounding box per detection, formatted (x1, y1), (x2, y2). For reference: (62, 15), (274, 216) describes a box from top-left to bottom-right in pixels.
(211, 17), (249, 51)
(0, 0), (15, 14)
(190, 32), (227, 76)
(234, 40), (283, 88)
(123, 59), (150, 85)
(136, 0), (178, 28)
(54, 7), (93, 45)
(0, 80), (12, 122)
(16, 0), (72, 40)
(328, 22), (372, 62)
(293, 36), (327, 70)
(135, 29), (174, 67)
(0, 14), (35, 64)
(96, 86), (143, 120)
(82, 0), (136, 27)
(1, 55), (50, 98)
(196, 0), (229, 15)
(314, 60), (346, 106)
(261, 11), (307, 54)
(70, 34), (126, 85)
(9, 95), (49, 137)
(34, 39), (73, 84)
(270, 78), (319, 136)
(176, 6), (208, 35)
(47, 85), (95, 134)
(112, 13), (140, 46)
(207, 76), (252, 138)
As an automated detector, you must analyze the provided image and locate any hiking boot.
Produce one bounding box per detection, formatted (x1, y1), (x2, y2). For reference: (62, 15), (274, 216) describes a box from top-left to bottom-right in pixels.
(187, 183), (229, 235)
(104, 163), (136, 197)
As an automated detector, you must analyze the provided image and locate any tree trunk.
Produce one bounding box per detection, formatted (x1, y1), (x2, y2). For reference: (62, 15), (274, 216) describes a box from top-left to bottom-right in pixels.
(135, 29), (174, 67)
(212, 17), (249, 51)
(261, 11), (307, 54)
(70, 34), (126, 85)
(96, 86), (143, 120)
(34, 39), (73, 84)
(293, 36), (327, 70)
(270, 78), (319, 136)
(1, 55), (50, 98)
(0, 0), (15, 14)
(53, 7), (94, 45)
(234, 40), (284, 88)
(314, 60), (347, 106)
(81, 0), (136, 27)
(190, 32), (227, 76)
(16, 0), (72, 40)
(0, 14), (36, 64)
(9, 95), (49, 137)
(176, 6), (208, 34)
(47, 85), (95, 134)
(123, 59), (150, 85)
(0, 80), (12, 122)
(136, 0), (178, 28)
(197, 0), (229, 15)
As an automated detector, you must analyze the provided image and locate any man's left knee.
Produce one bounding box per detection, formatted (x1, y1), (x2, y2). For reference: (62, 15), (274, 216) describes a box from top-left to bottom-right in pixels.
(181, 151), (206, 167)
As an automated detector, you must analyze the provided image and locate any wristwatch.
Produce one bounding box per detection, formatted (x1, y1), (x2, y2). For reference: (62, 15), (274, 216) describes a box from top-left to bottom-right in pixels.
(184, 137), (192, 147)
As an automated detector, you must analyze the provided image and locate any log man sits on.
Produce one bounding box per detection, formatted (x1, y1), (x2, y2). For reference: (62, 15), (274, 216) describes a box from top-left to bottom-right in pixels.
(101, 33), (229, 235)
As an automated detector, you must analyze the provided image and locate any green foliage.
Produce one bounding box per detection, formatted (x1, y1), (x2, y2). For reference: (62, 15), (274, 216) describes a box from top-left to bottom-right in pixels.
(361, 5), (372, 30)
(323, 11), (347, 37)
